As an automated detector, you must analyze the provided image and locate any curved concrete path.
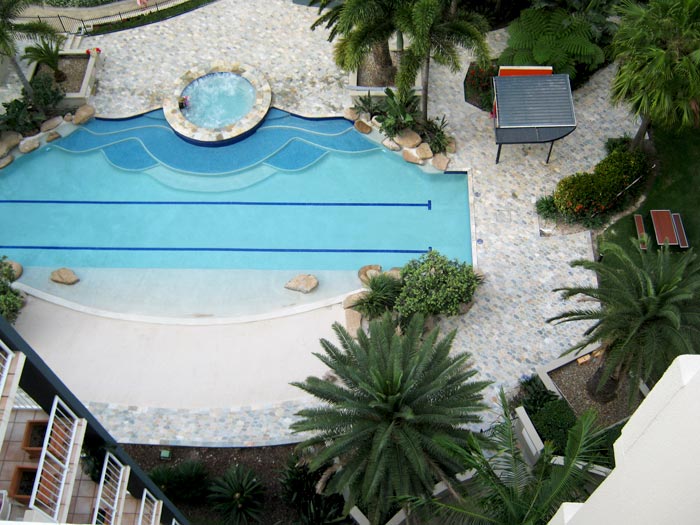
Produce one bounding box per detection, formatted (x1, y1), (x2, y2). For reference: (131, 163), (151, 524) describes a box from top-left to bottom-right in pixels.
(9, 1), (640, 445)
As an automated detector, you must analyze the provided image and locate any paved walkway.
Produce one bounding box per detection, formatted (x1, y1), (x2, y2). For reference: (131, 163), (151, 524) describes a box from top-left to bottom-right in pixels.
(11, 0), (639, 446)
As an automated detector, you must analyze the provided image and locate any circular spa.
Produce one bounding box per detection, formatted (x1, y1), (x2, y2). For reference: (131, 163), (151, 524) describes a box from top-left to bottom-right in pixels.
(163, 63), (272, 145)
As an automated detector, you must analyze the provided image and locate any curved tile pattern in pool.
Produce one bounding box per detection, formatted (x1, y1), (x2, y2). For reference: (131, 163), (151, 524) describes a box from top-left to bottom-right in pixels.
(57, 109), (378, 177)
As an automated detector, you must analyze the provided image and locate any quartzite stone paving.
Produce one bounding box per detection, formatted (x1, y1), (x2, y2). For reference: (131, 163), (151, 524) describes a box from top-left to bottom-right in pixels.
(9, 2), (639, 445)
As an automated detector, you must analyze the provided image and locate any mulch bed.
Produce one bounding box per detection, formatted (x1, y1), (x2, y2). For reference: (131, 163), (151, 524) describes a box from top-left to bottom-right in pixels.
(123, 443), (297, 525)
(548, 353), (641, 429)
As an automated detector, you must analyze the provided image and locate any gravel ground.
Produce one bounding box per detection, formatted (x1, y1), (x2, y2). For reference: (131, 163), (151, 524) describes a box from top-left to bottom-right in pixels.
(37, 56), (88, 93)
(549, 353), (641, 429)
(123, 443), (297, 525)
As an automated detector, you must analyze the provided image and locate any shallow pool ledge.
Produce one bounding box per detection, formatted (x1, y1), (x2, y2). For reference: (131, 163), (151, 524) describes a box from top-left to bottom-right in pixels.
(162, 61), (272, 145)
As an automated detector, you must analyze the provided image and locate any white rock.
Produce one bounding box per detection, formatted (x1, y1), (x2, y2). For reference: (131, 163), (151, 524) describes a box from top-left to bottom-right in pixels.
(284, 274), (319, 293)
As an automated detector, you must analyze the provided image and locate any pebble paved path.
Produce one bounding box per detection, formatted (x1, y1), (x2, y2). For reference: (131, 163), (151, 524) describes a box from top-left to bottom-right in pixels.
(10, 1), (639, 445)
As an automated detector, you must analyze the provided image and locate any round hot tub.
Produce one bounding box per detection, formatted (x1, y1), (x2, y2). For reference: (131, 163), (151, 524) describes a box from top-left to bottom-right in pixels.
(163, 62), (271, 146)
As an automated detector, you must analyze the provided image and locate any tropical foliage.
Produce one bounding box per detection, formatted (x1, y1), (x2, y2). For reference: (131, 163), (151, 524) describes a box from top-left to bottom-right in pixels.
(375, 87), (420, 137)
(291, 313), (489, 524)
(611, 0), (700, 149)
(549, 240), (700, 402)
(0, 257), (23, 324)
(426, 391), (603, 525)
(22, 36), (66, 82)
(149, 460), (209, 505)
(396, 250), (482, 319)
(208, 465), (265, 524)
(395, 0), (490, 119)
(350, 272), (403, 320)
(0, 0), (55, 99)
(499, 7), (605, 79)
(532, 0), (617, 48)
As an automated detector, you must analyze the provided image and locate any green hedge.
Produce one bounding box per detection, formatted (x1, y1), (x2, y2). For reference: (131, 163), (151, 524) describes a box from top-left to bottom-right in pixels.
(553, 149), (650, 220)
(90, 0), (216, 35)
(530, 398), (577, 455)
(46, 0), (113, 7)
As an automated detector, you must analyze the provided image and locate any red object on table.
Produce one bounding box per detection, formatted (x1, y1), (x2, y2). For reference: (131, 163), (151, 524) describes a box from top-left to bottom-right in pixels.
(651, 210), (679, 245)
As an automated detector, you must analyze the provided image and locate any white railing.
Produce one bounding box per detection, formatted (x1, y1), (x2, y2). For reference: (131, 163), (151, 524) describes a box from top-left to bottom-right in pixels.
(171, 520), (182, 525)
(137, 489), (162, 525)
(92, 452), (129, 525)
(12, 387), (41, 409)
(0, 339), (14, 398)
(29, 396), (79, 521)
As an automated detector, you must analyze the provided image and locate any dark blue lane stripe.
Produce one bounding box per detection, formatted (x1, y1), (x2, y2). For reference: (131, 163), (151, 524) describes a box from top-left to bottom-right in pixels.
(0, 199), (432, 209)
(0, 245), (429, 254)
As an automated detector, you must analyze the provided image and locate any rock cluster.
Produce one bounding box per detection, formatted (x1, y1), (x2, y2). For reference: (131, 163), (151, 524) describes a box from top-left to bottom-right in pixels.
(0, 105), (95, 170)
(345, 107), (454, 172)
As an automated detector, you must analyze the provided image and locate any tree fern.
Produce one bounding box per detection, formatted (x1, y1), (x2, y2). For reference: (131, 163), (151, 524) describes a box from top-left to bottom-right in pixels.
(499, 7), (605, 79)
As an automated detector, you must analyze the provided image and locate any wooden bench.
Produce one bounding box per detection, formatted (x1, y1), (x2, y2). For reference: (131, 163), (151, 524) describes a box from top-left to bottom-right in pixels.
(634, 214), (647, 250)
(672, 213), (689, 249)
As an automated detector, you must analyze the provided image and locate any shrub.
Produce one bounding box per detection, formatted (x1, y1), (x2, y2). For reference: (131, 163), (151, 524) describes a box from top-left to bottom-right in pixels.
(553, 148), (650, 221)
(604, 135), (631, 154)
(0, 98), (40, 134)
(351, 273), (402, 320)
(150, 460), (209, 505)
(530, 398), (577, 454)
(416, 115), (450, 154)
(519, 375), (559, 414)
(376, 88), (420, 138)
(498, 8), (605, 79)
(535, 195), (559, 220)
(351, 91), (384, 119)
(26, 73), (65, 115)
(280, 455), (349, 525)
(463, 61), (498, 112)
(0, 257), (23, 323)
(395, 250), (482, 319)
(209, 465), (265, 524)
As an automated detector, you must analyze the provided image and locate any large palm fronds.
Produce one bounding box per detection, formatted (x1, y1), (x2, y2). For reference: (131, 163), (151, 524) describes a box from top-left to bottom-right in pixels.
(0, 0), (55, 97)
(611, 0), (700, 148)
(429, 391), (602, 525)
(549, 239), (700, 401)
(291, 313), (490, 523)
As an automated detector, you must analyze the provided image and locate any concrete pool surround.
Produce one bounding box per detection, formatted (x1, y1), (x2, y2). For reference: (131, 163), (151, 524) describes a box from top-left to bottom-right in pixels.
(163, 61), (272, 144)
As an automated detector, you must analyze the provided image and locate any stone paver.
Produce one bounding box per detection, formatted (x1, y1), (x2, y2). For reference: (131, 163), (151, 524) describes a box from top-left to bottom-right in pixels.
(9, 2), (639, 444)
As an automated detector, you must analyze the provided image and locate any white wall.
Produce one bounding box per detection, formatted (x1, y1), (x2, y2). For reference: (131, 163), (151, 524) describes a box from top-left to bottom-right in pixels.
(549, 355), (700, 525)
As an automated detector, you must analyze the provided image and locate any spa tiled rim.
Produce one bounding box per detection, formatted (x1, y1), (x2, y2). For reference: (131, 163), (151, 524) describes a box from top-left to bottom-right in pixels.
(163, 61), (272, 144)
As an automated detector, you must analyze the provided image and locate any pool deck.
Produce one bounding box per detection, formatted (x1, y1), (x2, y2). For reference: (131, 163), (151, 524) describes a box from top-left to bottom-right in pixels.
(11, 0), (639, 446)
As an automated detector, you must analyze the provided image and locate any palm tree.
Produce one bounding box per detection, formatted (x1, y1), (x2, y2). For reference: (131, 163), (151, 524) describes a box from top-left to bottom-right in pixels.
(395, 0), (490, 120)
(291, 313), (490, 524)
(426, 391), (603, 525)
(309, 0), (403, 86)
(0, 0), (56, 100)
(611, 0), (700, 149)
(548, 239), (700, 403)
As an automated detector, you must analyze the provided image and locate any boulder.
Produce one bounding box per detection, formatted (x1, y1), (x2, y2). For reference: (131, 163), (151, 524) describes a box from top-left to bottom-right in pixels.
(416, 142), (433, 159)
(343, 291), (368, 309)
(40, 116), (63, 133)
(446, 137), (457, 154)
(358, 264), (382, 285)
(284, 274), (318, 294)
(432, 153), (450, 171)
(73, 104), (96, 125)
(354, 119), (372, 134)
(344, 107), (359, 121)
(382, 138), (401, 151)
(0, 155), (14, 169)
(46, 131), (61, 143)
(371, 115), (382, 128)
(0, 131), (22, 157)
(19, 137), (40, 154)
(64, 113), (73, 122)
(402, 149), (423, 165)
(50, 267), (79, 285)
(345, 308), (363, 337)
(385, 267), (402, 280)
(395, 129), (421, 148)
(6, 260), (22, 280)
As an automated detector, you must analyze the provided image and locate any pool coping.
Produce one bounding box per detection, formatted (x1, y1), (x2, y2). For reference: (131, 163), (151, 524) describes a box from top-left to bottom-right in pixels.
(13, 281), (364, 326)
(162, 61), (272, 145)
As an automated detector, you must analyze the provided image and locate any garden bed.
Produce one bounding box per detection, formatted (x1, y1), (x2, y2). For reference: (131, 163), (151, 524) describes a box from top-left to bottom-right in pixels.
(123, 443), (296, 525)
(36, 56), (88, 94)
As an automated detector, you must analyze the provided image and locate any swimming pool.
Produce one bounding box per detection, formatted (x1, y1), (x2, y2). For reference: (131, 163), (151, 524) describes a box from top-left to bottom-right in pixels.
(0, 109), (472, 317)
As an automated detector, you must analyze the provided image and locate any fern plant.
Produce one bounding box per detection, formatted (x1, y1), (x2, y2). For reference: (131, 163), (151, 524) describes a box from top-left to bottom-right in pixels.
(351, 91), (384, 119)
(351, 273), (403, 320)
(499, 7), (605, 79)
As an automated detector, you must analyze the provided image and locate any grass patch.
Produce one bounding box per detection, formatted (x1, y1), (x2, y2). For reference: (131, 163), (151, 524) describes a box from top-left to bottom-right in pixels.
(89, 0), (217, 35)
(600, 127), (700, 251)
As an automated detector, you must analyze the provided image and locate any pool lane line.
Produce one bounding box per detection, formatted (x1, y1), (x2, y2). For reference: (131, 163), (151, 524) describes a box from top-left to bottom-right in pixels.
(0, 245), (430, 254)
(0, 199), (432, 210)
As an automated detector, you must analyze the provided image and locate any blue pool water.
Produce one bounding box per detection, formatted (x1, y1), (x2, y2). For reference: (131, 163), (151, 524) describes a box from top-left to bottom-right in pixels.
(0, 109), (471, 274)
(181, 73), (256, 129)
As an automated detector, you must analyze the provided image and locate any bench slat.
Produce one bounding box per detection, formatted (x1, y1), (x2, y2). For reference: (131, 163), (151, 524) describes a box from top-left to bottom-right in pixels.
(634, 214), (647, 250)
(672, 213), (689, 249)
